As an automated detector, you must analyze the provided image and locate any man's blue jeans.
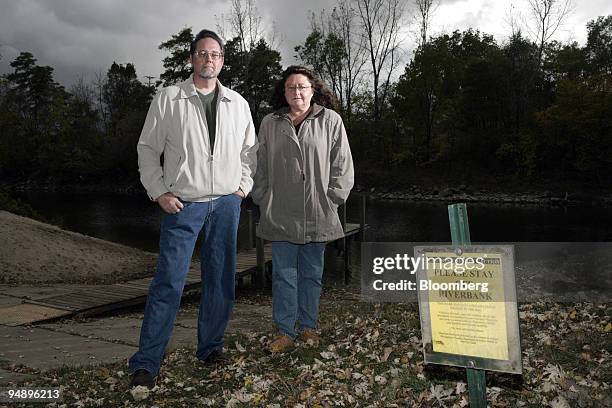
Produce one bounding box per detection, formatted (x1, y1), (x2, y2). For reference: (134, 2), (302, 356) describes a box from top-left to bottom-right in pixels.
(271, 241), (326, 339)
(129, 194), (241, 376)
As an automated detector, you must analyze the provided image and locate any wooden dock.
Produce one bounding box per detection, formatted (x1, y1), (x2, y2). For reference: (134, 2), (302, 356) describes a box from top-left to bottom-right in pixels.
(1, 245), (271, 326)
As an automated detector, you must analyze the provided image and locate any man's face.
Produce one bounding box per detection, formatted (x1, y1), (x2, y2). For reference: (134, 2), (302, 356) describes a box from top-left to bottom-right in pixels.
(191, 37), (224, 80)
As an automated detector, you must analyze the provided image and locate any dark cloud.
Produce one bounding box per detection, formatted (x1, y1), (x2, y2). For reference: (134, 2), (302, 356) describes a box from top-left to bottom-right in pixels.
(38, 0), (152, 33)
(257, 0), (335, 61)
(0, 0), (227, 85)
(1, 0), (610, 87)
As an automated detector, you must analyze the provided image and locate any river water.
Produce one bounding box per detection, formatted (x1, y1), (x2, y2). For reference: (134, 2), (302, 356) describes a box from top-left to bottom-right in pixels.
(14, 192), (612, 252)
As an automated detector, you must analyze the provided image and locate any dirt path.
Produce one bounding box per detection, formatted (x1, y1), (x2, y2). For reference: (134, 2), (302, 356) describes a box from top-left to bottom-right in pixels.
(0, 211), (157, 284)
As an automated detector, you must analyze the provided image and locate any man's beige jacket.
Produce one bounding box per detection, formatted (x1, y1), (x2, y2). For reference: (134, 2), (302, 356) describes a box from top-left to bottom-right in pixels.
(137, 78), (257, 202)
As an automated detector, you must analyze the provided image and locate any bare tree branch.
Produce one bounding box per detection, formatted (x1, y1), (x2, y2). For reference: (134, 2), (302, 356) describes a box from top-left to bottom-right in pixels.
(355, 0), (405, 124)
(526, 0), (575, 62)
(414, 0), (439, 49)
(216, 0), (268, 52)
(504, 2), (524, 37)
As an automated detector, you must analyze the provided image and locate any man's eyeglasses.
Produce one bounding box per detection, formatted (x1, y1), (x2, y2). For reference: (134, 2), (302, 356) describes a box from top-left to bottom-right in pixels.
(194, 50), (224, 61)
(285, 85), (312, 92)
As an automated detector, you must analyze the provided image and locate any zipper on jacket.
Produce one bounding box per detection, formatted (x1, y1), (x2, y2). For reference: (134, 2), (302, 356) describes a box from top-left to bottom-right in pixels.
(209, 156), (214, 196)
(282, 114), (308, 243)
(210, 91), (221, 196)
(299, 136), (307, 243)
(194, 89), (216, 196)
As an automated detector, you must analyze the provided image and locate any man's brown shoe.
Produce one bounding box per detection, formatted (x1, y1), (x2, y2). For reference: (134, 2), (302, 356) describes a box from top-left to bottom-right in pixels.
(299, 329), (321, 346)
(269, 335), (294, 353)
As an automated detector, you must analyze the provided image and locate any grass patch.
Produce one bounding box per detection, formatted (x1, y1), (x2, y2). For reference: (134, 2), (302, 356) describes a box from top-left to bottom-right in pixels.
(7, 299), (611, 407)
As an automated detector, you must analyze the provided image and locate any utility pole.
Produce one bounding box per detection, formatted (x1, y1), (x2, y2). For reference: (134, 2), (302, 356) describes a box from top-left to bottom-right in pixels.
(144, 75), (156, 87)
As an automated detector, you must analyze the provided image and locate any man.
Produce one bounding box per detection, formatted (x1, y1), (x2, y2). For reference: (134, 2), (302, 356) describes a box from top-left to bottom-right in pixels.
(129, 29), (257, 388)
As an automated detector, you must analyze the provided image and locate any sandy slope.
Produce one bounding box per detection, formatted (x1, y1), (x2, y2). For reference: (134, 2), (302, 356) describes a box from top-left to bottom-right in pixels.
(0, 211), (158, 284)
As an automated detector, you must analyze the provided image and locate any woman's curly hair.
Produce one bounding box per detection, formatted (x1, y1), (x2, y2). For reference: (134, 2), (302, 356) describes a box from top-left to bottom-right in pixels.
(270, 65), (339, 111)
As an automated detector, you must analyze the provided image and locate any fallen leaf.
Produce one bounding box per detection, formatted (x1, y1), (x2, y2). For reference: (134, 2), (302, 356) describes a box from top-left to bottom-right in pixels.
(455, 381), (466, 395)
(550, 395), (571, 408)
(130, 385), (150, 401)
(375, 375), (387, 385)
(103, 377), (117, 385)
(319, 351), (336, 360)
(380, 347), (393, 362)
(98, 367), (110, 378)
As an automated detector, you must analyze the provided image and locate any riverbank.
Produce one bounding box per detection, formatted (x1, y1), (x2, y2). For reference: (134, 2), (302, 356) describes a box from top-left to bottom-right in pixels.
(0, 211), (157, 284)
(354, 168), (612, 205)
(358, 185), (611, 205)
(4, 173), (612, 206)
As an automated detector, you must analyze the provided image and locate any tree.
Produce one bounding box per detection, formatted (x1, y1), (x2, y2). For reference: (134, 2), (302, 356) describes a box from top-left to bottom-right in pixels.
(355, 0), (405, 155)
(222, 38), (282, 124)
(218, 37), (245, 90)
(103, 63), (152, 118)
(215, 0), (282, 125)
(414, 0), (440, 48)
(534, 76), (612, 181)
(295, 29), (326, 79)
(0, 52), (105, 179)
(295, 26), (345, 105)
(0, 72), (22, 176)
(6, 52), (61, 121)
(504, 2), (523, 38)
(158, 27), (193, 87)
(393, 30), (502, 167)
(503, 33), (541, 138)
(526, 0), (574, 64)
(544, 41), (586, 81)
(333, 0), (368, 121)
(216, 0), (283, 50)
(102, 62), (154, 176)
(2, 52), (70, 176)
(586, 15), (612, 75)
(62, 79), (103, 177)
(225, 0), (263, 52)
(295, 1), (367, 121)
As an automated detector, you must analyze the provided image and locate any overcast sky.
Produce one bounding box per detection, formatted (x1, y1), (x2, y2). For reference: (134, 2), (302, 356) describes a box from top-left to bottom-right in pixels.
(1, 0), (610, 87)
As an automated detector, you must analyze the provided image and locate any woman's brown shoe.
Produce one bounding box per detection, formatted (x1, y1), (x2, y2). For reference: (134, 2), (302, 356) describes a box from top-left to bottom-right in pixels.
(299, 329), (321, 346)
(269, 334), (295, 353)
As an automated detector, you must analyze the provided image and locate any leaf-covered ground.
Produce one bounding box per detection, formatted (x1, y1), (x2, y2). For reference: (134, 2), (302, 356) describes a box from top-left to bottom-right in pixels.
(6, 290), (611, 408)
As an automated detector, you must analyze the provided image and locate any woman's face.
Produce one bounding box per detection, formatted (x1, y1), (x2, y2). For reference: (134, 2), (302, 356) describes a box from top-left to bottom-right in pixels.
(284, 74), (314, 113)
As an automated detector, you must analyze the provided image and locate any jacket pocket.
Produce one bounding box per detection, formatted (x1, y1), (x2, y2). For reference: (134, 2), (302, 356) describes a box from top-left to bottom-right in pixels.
(166, 153), (182, 188)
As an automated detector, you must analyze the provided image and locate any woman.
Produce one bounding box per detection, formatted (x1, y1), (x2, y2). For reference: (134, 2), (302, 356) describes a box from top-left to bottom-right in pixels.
(251, 66), (354, 353)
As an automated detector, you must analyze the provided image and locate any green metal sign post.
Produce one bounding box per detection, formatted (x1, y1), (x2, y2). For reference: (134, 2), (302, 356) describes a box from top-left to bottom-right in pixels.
(447, 203), (487, 407)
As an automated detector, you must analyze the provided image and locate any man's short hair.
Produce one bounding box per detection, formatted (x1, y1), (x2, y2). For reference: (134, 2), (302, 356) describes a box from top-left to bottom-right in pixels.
(190, 29), (224, 54)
